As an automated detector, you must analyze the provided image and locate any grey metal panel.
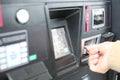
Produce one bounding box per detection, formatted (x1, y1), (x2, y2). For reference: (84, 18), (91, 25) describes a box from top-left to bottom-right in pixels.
(111, 0), (120, 40)
(7, 62), (52, 80)
(62, 66), (106, 80)
(1, 0), (110, 4)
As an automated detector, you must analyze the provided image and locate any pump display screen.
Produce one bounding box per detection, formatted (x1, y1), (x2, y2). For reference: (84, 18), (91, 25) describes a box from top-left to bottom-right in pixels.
(92, 8), (105, 28)
(0, 30), (29, 72)
(51, 27), (70, 59)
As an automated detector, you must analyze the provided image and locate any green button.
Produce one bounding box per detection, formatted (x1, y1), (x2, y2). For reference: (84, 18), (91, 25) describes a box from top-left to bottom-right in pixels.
(29, 54), (37, 61)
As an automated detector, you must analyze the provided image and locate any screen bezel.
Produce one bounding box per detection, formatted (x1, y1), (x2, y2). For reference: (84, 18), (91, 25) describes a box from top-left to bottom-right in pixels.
(92, 8), (105, 29)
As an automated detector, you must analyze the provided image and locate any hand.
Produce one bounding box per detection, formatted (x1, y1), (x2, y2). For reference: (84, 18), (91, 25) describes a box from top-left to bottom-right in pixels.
(85, 42), (113, 73)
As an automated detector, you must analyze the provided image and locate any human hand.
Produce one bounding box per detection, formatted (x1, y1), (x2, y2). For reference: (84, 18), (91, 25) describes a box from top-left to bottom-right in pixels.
(85, 42), (113, 73)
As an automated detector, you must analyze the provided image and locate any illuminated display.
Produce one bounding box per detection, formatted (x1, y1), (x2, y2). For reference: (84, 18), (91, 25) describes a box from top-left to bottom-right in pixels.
(51, 27), (70, 59)
(92, 8), (105, 28)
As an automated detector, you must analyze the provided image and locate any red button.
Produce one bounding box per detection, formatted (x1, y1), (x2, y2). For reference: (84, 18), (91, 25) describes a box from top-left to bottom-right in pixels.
(85, 6), (90, 32)
(0, 1), (3, 28)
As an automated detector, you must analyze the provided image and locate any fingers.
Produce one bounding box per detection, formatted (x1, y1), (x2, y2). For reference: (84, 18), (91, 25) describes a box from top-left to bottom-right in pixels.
(86, 42), (112, 74)
(84, 43), (104, 55)
(88, 54), (102, 73)
(88, 54), (99, 72)
(88, 54), (99, 65)
(85, 46), (99, 55)
(88, 52), (109, 73)
(89, 64), (109, 74)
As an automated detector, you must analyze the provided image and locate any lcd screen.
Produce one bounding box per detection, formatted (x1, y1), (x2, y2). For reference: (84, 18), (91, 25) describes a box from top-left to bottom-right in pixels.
(51, 27), (70, 59)
(92, 8), (105, 28)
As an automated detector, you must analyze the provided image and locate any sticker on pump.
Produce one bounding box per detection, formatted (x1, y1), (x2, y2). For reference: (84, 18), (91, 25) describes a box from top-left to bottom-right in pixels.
(85, 6), (90, 32)
(0, 1), (3, 28)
